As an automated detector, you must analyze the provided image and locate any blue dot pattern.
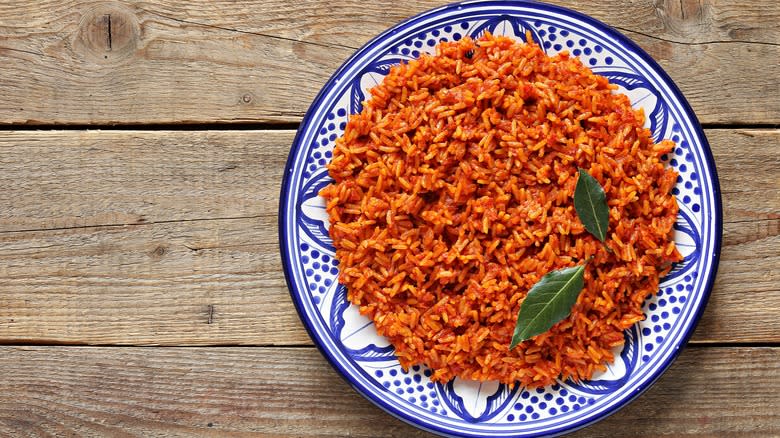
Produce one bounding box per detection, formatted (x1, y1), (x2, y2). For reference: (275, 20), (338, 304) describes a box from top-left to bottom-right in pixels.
(371, 365), (447, 416)
(507, 385), (594, 422)
(638, 269), (699, 360)
(299, 242), (339, 303)
(539, 24), (608, 69)
(302, 103), (345, 180)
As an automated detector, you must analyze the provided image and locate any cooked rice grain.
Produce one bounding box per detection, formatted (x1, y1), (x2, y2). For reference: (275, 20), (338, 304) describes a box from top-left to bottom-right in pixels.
(320, 33), (681, 387)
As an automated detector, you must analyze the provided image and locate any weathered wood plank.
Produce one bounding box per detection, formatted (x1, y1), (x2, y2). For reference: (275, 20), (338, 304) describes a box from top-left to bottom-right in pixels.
(0, 130), (776, 233)
(711, 130), (780, 223)
(0, 215), (776, 345)
(0, 1), (777, 125)
(0, 129), (777, 345)
(695, 218), (780, 343)
(0, 217), (310, 345)
(0, 346), (776, 437)
(0, 131), (287, 233)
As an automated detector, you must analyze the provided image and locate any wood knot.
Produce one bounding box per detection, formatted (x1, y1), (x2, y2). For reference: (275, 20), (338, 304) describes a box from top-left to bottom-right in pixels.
(657, 0), (705, 24)
(240, 92), (254, 104)
(150, 245), (168, 259)
(217, 162), (239, 172)
(206, 305), (215, 324)
(74, 2), (140, 61)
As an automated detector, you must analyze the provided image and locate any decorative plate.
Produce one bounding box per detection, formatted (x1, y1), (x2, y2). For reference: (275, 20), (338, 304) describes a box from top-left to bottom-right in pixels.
(279, 1), (722, 436)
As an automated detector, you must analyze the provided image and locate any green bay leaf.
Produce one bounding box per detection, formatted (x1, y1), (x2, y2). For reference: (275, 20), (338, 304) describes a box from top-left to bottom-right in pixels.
(509, 264), (587, 350)
(574, 168), (609, 242)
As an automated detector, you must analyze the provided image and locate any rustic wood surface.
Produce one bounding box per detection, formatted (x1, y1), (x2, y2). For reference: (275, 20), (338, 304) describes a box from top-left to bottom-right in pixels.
(0, 0), (778, 125)
(0, 347), (777, 437)
(0, 0), (778, 436)
(0, 130), (777, 346)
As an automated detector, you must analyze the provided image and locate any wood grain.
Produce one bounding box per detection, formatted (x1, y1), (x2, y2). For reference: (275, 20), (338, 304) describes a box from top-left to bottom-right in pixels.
(0, 215), (776, 345)
(692, 129), (780, 342)
(0, 217), (310, 345)
(0, 1), (778, 125)
(0, 130), (286, 233)
(0, 2), (777, 437)
(0, 129), (777, 345)
(0, 346), (776, 437)
(0, 129), (776, 232)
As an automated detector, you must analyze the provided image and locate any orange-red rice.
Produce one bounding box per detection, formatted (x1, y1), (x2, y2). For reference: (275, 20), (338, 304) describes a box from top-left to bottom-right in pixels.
(320, 33), (681, 387)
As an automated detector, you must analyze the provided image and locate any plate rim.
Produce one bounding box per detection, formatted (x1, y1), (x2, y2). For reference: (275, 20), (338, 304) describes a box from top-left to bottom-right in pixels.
(278, 1), (723, 436)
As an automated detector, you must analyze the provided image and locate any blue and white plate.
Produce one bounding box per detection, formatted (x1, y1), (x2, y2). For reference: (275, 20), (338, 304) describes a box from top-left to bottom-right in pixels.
(279, 1), (722, 436)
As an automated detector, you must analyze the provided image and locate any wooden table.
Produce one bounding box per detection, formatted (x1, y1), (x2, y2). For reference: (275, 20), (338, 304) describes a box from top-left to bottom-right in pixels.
(0, 1), (778, 436)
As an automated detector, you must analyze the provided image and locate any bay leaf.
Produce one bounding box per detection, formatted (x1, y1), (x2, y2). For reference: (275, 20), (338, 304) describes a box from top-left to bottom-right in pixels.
(509, 264), (587, 349)
(574, 168), (609, 242)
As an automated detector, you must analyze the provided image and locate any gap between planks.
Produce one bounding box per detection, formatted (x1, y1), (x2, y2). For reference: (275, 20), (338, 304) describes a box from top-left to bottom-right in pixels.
(0, 346), (777, 437)
(0, 342), (777, 348)
(0, 123), (778, 131)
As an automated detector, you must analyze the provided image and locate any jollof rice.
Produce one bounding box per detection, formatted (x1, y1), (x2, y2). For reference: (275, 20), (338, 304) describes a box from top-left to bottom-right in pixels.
(320, 32), (681, 387)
